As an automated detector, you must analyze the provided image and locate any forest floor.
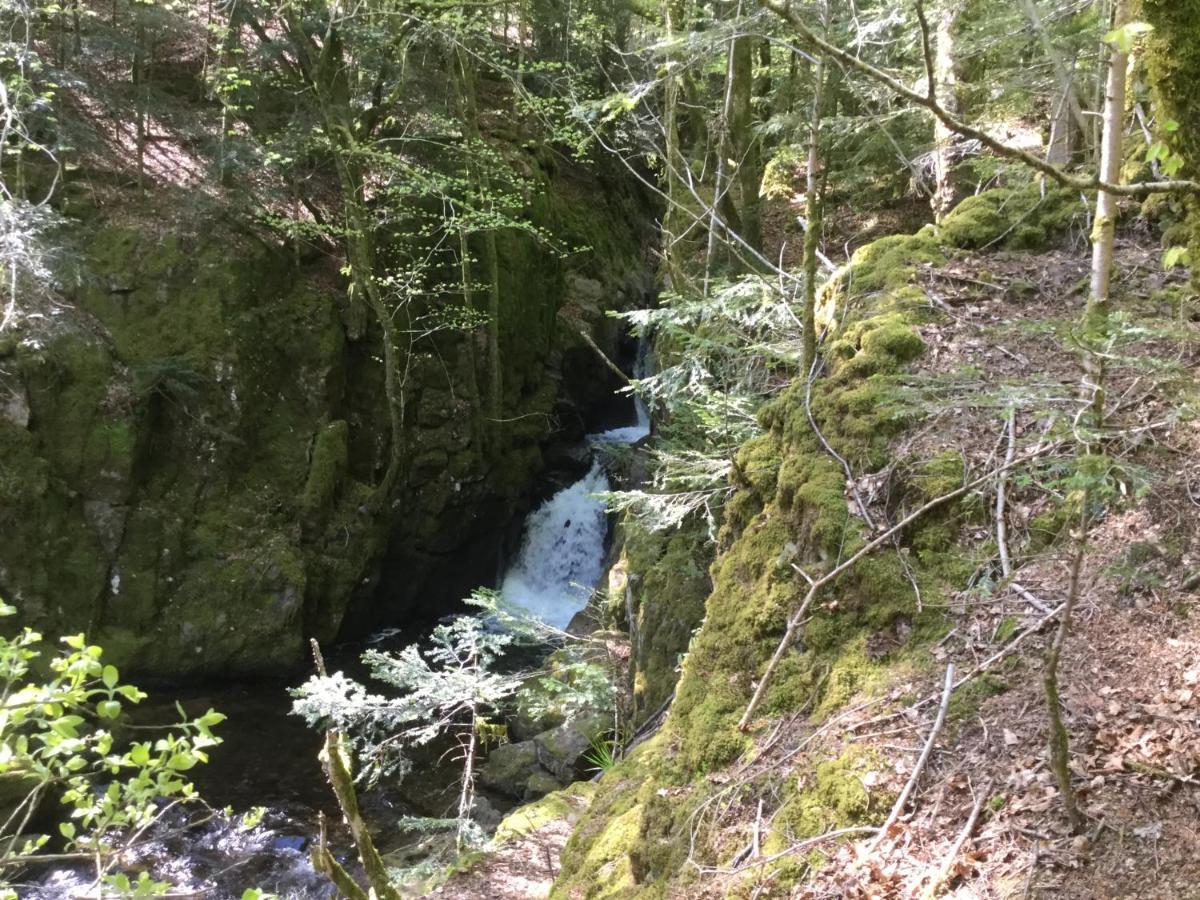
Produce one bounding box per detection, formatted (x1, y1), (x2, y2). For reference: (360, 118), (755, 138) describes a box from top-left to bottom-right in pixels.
(696, 231), (1200, 900)
(437, 219), (1200, 899)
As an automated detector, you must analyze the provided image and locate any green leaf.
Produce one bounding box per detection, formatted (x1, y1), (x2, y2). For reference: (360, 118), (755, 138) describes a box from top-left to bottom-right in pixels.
(97, 700), (122, 719)
(1105, 21), (1154, 53)
(167, 751), (197, 771)
(58, 821), (75, 840)
(1164, 246), (1191, 269)
(101, 665), (119, 689)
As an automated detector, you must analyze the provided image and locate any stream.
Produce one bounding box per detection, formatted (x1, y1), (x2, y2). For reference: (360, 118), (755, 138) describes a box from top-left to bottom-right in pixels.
(27, 384), (650, 899)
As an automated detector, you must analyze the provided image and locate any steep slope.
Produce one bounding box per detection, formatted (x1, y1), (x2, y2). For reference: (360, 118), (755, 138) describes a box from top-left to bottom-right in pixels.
(550, 185), (1200, 898)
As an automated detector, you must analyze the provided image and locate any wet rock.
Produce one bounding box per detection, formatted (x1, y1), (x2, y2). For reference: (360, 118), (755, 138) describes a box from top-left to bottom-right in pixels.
(1, 385), (29, 428)
(83, 500), (128, 556)
(470, 795), (503, 832)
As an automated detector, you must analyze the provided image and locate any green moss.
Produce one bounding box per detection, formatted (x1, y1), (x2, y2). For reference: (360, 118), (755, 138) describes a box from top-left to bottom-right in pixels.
(555, 204), (1026, 897)
(1028, 501), (1072, 554)
(947, 673), (1008, 723)
(995, 616), (1020, 644)
(623, 518), (713, 724)
(301, 420), (349, 520)
(765, 747), (888, 851)
(937, 184), (1083, 251)
(493, 782), (597, 844)
(839, 231), (944, 296)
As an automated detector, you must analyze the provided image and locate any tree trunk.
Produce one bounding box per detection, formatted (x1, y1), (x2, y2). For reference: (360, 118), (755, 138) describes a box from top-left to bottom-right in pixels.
(1046, 79), (1075, 166)
(133, 17), (147, 193)
(800, 4), (828, 378)
(1042, 0), (1132, 835)
(705, 1), (742, 295)
(729, 29), (762, 253)
(931, 0), (961, 222)
(216, 1), (242, 186)
(1019, 0), (1089, 160)
(1083, 0), (1130, 434)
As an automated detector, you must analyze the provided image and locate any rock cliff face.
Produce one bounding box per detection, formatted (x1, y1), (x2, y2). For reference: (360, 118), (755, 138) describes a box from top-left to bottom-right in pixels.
(0, 158), (655, 679)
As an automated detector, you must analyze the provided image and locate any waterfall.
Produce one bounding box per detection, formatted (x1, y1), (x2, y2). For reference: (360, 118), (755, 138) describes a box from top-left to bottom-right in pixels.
(582, 335), (652, 446)
(499, 460), (611, 629)
(501, 334), (651, 628)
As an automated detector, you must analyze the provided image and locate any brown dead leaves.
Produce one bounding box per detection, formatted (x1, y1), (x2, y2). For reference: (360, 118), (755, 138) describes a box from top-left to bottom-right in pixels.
(1088, 663), (1200, 780)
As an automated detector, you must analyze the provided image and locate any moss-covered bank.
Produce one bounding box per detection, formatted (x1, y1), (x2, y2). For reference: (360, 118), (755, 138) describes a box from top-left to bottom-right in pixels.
(552, 184), (1078, 898)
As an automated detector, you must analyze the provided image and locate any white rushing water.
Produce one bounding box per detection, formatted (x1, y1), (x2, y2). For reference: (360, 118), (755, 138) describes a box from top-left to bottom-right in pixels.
(501, 364), (651, 628)
(586, 389), (651, 446)
(500, 460), (612, 629)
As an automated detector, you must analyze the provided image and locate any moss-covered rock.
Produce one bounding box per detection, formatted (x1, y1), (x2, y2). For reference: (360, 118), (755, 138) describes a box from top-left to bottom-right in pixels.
(493, 781), (597, 844)
(937, 183), (1083, 251)
(480, 740), (544, 799)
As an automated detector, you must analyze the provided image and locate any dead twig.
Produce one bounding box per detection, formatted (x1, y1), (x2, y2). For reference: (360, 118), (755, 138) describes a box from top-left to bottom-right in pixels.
(867, 664), (955, 854)
(921, 779), (991, 899)
(996, 408), (1017, 578)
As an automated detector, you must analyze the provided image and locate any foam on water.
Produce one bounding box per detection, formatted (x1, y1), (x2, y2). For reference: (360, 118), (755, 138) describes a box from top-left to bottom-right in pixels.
(587, 387), (651, 446)
(500, 460), (611, 629)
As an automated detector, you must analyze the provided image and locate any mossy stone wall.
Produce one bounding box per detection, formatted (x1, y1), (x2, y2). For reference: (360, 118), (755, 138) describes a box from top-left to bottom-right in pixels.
(0, 154), (655, 678)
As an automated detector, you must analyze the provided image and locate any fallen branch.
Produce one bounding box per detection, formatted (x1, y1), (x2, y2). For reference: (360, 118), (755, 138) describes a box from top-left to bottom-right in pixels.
(1010, 581), (1053, 614)
(577, 328), (632, 385)
(921, 780), (991, 899)
(738, 445), (1052, 731)
(867, 664), (955, 854)
(702, 826), (878, 876)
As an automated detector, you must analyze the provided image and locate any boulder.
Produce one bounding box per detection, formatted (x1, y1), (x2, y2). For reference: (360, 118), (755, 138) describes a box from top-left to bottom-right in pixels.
(479, 740), (542, 799)
(533, 711), (610, 782)
(523, 770), (565, 802)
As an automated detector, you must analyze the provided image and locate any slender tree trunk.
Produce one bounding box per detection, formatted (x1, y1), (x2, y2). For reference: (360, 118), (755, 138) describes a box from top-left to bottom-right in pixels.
(1043, 503), (1088, 833)
(729, 29), (762, 252)
(455, 638), (480, 852)
(1047, 76), (1075, 166)
(705, 1), (742, 296)
(71, 0), (81, 56)
(1019, 0), (1089, 159)
(134, 17), (147, 193)
(931, 0), (961, 222)
(1091, 0), (1113, 154)
(661, 0), (687, 289)
(1043, 0), (1131, 834)
(457, 225), (486, 450)
(1083, 0), (1130, 434)
(216, 1), (241, 186)
(800, 5), (828, 377)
